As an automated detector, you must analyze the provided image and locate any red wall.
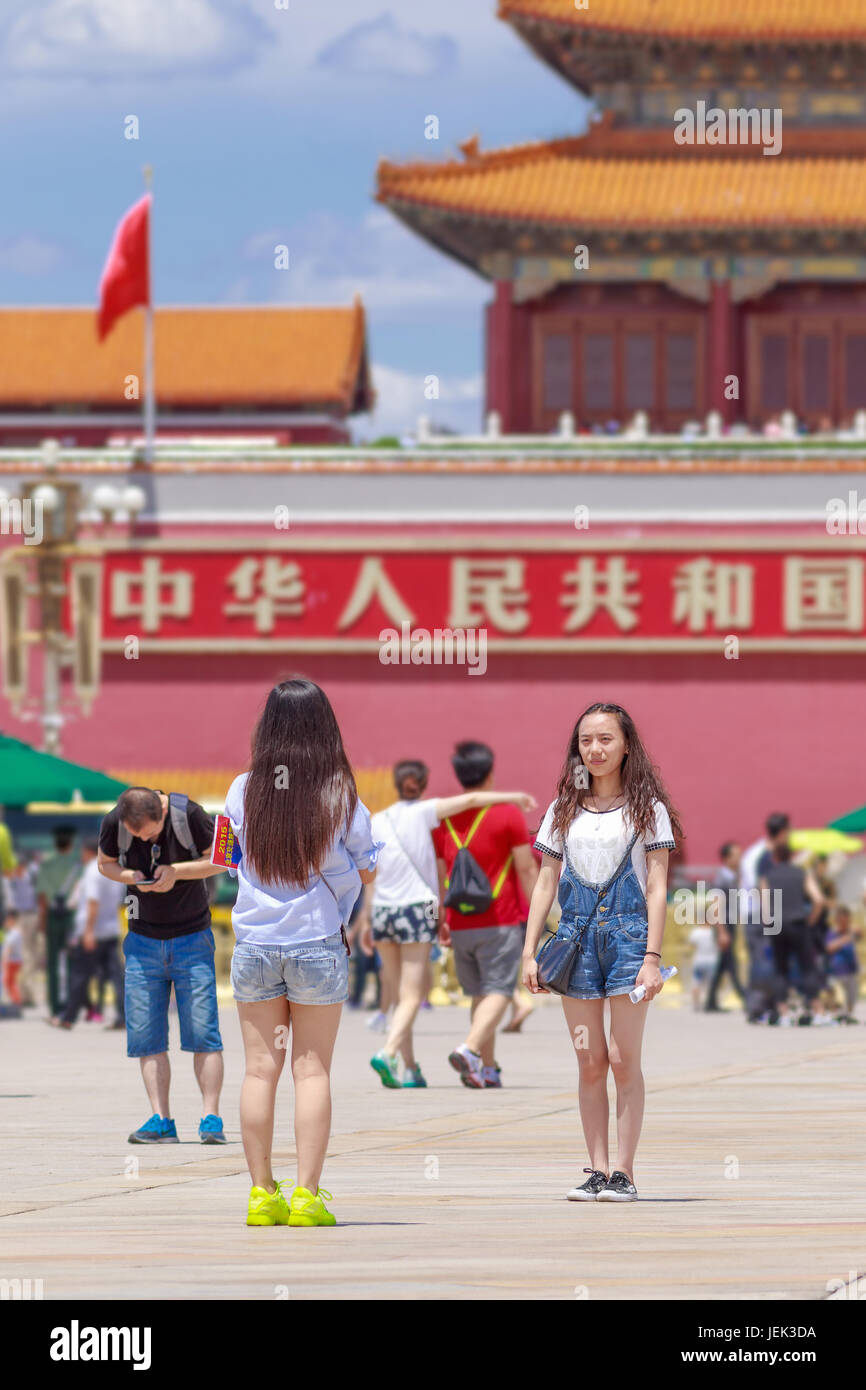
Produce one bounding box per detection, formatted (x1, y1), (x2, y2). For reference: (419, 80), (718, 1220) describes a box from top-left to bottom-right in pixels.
(14, 649), (866, 868)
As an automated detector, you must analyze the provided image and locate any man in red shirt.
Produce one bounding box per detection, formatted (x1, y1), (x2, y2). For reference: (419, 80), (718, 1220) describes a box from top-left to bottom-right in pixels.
(433, 742), (539, 1089)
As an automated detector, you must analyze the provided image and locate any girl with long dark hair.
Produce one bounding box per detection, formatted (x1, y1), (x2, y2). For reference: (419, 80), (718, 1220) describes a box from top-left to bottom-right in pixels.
(523, 703), (682, 1202)
(224, 678), (381, 1227)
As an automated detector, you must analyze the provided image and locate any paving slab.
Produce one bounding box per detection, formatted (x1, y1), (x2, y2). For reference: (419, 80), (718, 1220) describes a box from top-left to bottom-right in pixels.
(1, 996), (864, 1300)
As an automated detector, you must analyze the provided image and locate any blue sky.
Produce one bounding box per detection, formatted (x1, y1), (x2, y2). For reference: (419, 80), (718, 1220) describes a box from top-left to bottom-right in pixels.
(0, 0), (592, 436)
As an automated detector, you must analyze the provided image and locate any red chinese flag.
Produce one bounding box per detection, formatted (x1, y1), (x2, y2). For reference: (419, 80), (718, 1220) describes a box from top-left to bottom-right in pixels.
(96, 193), (151, 341)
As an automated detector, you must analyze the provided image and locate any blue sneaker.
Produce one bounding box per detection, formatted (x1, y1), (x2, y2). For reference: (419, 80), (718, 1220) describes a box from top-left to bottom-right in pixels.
(128, 1114), (179, 1144)
(199, 1114), (226, 1144)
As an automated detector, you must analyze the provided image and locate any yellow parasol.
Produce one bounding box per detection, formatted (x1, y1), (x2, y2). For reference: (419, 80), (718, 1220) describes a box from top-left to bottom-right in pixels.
(789, 828), (863, 855)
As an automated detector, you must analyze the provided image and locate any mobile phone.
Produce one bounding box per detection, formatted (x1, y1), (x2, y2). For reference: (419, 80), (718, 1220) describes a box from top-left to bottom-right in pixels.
(136, 877), (157, 886)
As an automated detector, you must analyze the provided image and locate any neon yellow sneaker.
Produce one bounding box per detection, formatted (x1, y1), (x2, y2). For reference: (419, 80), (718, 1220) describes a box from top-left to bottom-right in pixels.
(288, 1185), (337, 1226)
(246, 1181), (291, 1226)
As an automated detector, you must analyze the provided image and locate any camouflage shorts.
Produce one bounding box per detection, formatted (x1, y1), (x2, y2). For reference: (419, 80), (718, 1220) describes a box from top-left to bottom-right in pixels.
(371, 900), (439, 945)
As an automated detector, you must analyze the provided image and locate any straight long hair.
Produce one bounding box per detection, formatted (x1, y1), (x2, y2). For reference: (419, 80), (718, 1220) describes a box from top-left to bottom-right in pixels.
(550, 702), (683, 847)
(242, 678), (358, 887)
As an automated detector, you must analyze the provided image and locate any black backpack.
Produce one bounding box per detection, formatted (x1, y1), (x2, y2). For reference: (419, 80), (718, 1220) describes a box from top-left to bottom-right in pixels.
(442, 810), (513, 916)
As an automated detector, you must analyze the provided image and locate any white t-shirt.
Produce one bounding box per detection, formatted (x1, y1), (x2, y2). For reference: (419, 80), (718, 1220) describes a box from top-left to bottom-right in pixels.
(70, 860), (125, 942)
(371, 799), (440, 908)
(689, 926), (718, 968)
(739, 838), (767, 893)
(2, 925), (22, 963)
(535, 799), (675, 895)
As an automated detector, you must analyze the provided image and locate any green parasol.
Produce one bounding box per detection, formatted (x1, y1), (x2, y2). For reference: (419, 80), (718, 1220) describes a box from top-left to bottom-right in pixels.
(828, 805), (866, 835)
(0, 733), (128, 806)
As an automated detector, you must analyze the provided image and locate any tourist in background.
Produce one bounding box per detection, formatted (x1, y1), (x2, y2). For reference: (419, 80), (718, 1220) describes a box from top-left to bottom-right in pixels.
(825, 904), (861, 1024)
(688, 920), (718, 1011)
(225, 678), (381, 1228)
(36, 825), (81, 1019)
(741, 813), (789, 1024)
(1, 910), (23, 1005)
(363, 756), (536, 1089)
(5, 853), (40, 1007)
(704, 841), (746, 1012)
(760, 841), (825, 1024)
(434, 741), (540, 1090)
(51, 840), (125, 1030)
(0, 807), (16, 925)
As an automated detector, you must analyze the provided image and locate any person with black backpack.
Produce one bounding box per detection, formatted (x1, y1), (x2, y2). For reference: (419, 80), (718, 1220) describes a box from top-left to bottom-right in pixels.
(432, 742), (540, 1090)
(98, 787), (228, 1145)
(361, 758), (536, 1089)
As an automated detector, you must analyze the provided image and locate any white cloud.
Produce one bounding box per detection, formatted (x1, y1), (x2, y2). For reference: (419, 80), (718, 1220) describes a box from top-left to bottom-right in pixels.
(0, 235), (64, 274)
(0, 0), (271, 79)
(316, 12), (457, 79)
(236, 208), (487, 315)
(357, 362), (482, 439)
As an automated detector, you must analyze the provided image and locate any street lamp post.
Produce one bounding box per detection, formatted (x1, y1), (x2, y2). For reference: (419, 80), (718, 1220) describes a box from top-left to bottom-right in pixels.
(0, 440), (145, 754)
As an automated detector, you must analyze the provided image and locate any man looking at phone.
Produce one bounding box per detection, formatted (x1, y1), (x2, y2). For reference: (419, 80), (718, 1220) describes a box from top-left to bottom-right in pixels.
(98, 787), (227, 1145)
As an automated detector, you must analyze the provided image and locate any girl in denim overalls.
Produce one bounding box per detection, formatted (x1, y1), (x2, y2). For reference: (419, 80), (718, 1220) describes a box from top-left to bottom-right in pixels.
(523, 703), (682, 1202)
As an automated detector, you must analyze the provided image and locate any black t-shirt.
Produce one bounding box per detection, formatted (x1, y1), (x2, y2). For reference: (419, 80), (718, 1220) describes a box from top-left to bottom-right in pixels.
(763, 861), (809, 931)
(99, 794), (214, 939)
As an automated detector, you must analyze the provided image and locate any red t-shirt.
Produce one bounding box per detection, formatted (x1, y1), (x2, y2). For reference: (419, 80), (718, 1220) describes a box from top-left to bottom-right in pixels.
(432, 803), (530, 931)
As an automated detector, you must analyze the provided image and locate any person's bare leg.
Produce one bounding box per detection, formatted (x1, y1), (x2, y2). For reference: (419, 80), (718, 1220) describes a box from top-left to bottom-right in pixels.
(607, 994), (649, 1180)
(237, 998), (289, 1191)
(465, 992), (510, 1067)
(376, 941), (401, 1047)
(290, 1001), (342, 1194)
(139, 1053), (171, 1116)
(385, 942), (432, 1067)
(562, 998), (609, 1175)
(194, 1050), (224, 1116)
(504, 984), (534, 1032)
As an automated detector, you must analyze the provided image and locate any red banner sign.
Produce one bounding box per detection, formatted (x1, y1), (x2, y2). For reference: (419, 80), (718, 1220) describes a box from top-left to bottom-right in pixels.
(83, 539), (866, 651)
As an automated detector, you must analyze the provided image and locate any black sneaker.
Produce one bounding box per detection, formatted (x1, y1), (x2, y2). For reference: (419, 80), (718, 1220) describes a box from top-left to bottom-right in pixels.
(566, 1168), (609, 1201)
(597, 1170), (638, 1202)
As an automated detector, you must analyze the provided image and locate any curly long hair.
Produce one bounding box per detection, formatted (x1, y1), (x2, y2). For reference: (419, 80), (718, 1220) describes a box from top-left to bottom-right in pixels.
(550, 702), (683, 847)
(242, 678), (358, 887)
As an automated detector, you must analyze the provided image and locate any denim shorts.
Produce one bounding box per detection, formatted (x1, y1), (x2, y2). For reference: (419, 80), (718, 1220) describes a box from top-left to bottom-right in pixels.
(231, 932), (349, 1005)
(563, 915), (649, 999)
(123, 927), (223, 1057)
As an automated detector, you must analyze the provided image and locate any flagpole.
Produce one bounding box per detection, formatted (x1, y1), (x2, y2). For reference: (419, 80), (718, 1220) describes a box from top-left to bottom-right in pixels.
(143, 164), (155, 463)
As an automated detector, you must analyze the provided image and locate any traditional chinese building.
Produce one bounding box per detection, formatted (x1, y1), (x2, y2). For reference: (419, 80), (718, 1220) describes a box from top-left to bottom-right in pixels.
(3, 443), (866, 868)
(3, 4), (866, 869)
(0, 303), (374, 446)
(377, 1), (866, 432)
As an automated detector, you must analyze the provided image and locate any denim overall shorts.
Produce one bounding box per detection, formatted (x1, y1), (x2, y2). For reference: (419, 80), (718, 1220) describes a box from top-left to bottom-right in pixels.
(556, 832), (649, 999)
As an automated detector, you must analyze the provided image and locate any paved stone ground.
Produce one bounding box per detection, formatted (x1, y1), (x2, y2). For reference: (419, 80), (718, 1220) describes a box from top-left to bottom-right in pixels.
(1, 986), (864, 1301)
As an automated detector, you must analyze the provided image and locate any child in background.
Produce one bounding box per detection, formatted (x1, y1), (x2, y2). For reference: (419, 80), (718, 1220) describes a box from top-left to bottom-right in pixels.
(825, 905), (861, 1024)
(688, 922), (719, 1011)
(1, 909), (23, 1004)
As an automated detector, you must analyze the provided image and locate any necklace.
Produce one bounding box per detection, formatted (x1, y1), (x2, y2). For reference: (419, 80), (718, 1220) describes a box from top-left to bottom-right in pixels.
(587, 795), (624, 829)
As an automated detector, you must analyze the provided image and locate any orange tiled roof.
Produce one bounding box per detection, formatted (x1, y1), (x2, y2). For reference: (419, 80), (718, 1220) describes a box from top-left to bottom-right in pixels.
(378, 139), (866, 231)
(0, 303), (372, 411)
(498, 0), (866, 41)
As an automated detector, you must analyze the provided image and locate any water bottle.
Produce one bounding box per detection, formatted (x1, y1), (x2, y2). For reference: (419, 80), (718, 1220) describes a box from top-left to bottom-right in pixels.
(629, 965), (677, 1003)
